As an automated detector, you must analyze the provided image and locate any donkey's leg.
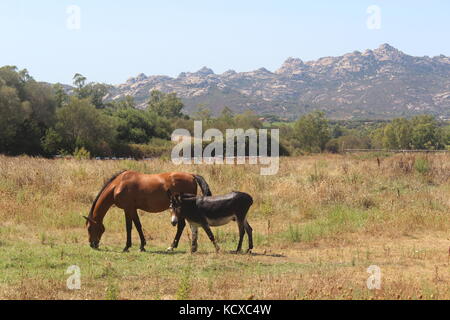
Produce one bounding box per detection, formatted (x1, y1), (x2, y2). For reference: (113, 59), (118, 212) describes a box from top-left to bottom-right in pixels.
(130, 210), (146, 252)
(235, 219), (245, 253)
(123, 211), (133, 252)
(202, 224), (220, 253)
(190, 224), (199, 253)
(167, 218), (186, 251)
(244, 220), (253, 253)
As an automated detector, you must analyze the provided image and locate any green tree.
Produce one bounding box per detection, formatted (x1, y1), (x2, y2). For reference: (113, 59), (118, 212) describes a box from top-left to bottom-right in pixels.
(0, 86), (26, 152)
(42, 97), (116, 155)
(219, 106), (234, 122)
(410, 115), (442, 150)
(325, 135), (370, 153)
(0, 66), (56, 155)
(85, 83), (110, 108)
(211, 106), (235, 131)
(73, 73), (87, 90)
(330, 124), (344, 139)
(383, 118), (412, 150)
(370, 127), (385, 149)
(53, 83), (69, 108)
(293, 111), (330, 152)
(72, 74), (109, 108)
(442, 125), (450, 149)
(193, 104), (212, 122)
(107, 95), (136, 110)
(0, 66), (27, 99)
(233, 111), (263, 130)
(147, 90), (184, 118)
(113, 107), (171, 144)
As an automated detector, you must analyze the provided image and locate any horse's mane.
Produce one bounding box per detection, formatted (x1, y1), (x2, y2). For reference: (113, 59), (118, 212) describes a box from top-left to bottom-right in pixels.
(86, 170), (127, 225)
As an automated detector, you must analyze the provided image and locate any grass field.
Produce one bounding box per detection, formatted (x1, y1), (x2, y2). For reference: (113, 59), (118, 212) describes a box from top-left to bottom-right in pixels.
(0, 153), (449, 300)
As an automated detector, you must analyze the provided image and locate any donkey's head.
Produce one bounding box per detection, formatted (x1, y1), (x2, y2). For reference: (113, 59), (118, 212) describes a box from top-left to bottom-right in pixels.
(167, 190), (182, 226)
(84, 216), (105, 249)
(167, 190), (196, 226)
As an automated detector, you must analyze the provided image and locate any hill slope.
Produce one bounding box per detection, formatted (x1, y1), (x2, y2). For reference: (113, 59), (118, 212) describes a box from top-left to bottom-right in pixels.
(107, 44), (450, 120)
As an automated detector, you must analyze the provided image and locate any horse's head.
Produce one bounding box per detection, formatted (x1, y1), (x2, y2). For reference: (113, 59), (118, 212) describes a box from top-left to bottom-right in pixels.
(167, 190), (197, 226)
(84, 216), (105, 249)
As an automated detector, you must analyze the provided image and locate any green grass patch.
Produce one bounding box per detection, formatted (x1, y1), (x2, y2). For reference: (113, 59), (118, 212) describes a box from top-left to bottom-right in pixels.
(414, 158), (430, 175)
(281, 206), (368, 243)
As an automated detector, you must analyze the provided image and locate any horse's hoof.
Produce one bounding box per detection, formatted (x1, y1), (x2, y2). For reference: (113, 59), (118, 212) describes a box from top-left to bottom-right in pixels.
(123, 248), (130, 253)
(140, 248), (146, 252)
(246, 249), (253, 254)
(166, 247), (174, 252)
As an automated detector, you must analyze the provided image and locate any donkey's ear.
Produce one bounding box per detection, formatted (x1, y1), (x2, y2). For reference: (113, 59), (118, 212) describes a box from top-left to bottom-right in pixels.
(180, 193), (196, 200)
(183, 196), (197, 203)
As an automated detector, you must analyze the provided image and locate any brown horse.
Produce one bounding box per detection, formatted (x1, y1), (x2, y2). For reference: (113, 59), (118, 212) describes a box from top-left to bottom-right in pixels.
(83, 170), (212, 252)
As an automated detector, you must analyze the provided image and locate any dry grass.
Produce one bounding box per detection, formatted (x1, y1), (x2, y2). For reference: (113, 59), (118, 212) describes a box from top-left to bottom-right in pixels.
(0, 153), (449, 300)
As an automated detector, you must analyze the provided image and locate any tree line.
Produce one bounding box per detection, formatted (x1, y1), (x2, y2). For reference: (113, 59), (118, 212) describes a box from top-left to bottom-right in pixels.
(281, 111), (449, 154)
(0, 66), (449, 158)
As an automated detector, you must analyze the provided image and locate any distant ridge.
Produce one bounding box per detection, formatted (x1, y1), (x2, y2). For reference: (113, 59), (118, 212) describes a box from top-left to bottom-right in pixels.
(106, 44), (450, 120)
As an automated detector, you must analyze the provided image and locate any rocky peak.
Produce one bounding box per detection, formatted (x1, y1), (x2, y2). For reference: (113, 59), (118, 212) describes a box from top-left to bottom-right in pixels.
(222, 69), (237, 76)
(433, 54), (450, 64)
(126, 73), (147, 84)
(276, 57), (305, 74)
(362, 49), (374, 57)
(178, 67), (214, 79)
(194, 66), (215, 76)
(343, 51), (362, 58)
(373, 43), (406, 61)
(109, 44), (450, 120)
(256, 67), (272, 74)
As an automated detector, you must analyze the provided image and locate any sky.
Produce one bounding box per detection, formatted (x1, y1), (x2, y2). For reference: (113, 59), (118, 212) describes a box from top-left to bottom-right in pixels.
(1, 0), (449, 85)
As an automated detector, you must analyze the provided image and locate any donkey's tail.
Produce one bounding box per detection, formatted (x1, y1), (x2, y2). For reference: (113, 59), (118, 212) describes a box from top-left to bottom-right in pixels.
(86, 170), (126, 225)
(193, 175), (212, 196)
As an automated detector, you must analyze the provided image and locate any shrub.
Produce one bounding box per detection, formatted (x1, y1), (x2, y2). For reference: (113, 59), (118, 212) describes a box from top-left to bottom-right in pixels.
(73, 147), (91, 160)
(129, 139), (173, 159)
(414, 158), (430, 175)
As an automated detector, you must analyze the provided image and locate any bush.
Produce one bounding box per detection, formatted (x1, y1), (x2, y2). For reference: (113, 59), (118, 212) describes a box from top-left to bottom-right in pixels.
(73, 147), (91, 160)
(325, 139), (340, 153)
(414, 158), (430, 175)
(129, 139), (174, 159)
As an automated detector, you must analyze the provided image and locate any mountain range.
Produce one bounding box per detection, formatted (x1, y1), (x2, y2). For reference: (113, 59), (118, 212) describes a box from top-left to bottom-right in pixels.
(105, 44), (450, 120)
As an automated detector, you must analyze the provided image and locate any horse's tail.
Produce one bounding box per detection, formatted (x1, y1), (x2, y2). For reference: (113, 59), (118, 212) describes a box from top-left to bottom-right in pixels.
(86, 170), (126, 225)
(193, 175), (212, 196)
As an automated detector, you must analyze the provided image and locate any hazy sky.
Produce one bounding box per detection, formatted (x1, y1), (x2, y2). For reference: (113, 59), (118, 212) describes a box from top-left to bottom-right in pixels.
(1, 0), (449, 84)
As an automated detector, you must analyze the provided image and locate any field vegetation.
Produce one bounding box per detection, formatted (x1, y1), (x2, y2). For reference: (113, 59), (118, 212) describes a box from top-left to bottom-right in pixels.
(0, 153), (448, 300)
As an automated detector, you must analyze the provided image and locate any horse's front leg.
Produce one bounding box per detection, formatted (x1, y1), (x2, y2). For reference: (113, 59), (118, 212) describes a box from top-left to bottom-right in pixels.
(167, 218), (186, 251)
(131, 210), (146, 252)
(123, 212), (133, 252)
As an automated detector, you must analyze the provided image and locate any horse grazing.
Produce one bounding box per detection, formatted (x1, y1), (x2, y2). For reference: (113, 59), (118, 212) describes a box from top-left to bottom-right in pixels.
(84, 170), (212, 252)
(167, 191), (254, 254)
